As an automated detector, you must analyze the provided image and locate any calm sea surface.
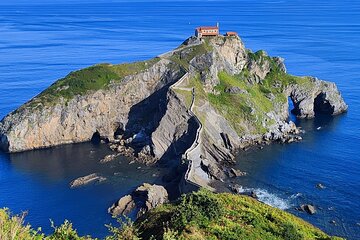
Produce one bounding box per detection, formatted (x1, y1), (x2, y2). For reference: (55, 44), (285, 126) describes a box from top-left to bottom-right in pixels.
(0, 1), (359, 239)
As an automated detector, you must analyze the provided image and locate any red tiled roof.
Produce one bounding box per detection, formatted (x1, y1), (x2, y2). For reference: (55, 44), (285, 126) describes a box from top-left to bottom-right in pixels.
(226, 31), (238, 36)
(196, 26), (219, 31)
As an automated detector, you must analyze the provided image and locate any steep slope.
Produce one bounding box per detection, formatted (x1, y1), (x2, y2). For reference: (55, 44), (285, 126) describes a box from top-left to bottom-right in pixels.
(0, 190), (344, 239)
(0, 35), (347, 190)
(136, 189), (343, 240)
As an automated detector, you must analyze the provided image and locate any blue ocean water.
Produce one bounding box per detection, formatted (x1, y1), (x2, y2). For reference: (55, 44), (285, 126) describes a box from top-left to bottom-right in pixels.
(0, 0), (359, 239)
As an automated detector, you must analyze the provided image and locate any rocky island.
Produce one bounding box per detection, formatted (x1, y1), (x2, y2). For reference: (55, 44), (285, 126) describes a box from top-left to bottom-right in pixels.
(0, 34), (347, 192)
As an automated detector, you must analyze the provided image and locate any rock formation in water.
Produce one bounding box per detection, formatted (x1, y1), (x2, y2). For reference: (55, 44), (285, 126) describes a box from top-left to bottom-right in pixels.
(108, 183), (168, 217)
(0, 35), (347, 190)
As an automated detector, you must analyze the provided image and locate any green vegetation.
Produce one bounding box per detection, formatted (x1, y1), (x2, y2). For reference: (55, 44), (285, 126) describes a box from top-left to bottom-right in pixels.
(209, 71), (274, 134)
(170, 40), (212, 71)
(26, 58), (160, 109)
(0, 208), (43, 240)
(173, 89), (193, 110)
(0, 190), (342, 240)
(180, 75), (208, 124)
(170, 46), (317, 136)
(138, 189), (342, 240)
(206, 50), (315, 135)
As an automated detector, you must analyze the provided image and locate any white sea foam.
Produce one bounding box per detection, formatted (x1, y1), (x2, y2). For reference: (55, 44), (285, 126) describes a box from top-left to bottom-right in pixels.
(236, 186), (292, 210)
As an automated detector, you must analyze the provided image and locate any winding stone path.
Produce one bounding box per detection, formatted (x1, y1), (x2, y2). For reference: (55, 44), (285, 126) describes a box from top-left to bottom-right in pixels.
(170, 72), (213, 191)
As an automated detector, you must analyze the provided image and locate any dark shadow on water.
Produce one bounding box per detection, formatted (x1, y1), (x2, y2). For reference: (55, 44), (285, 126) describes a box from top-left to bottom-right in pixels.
(7, 142), (114, 182)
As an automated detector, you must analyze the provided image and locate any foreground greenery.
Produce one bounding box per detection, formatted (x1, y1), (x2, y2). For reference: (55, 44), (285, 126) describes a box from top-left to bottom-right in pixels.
(0, 190), (342, 240)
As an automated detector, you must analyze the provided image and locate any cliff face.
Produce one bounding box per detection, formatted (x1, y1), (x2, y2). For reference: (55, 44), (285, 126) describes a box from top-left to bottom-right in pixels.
(0, 59), (183, 152)
(0, 35), (347, 189)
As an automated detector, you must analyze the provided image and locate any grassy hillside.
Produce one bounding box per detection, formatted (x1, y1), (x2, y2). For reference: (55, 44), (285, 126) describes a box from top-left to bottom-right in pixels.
(25, 58), (160, 109)
(0, 190), (342, 240)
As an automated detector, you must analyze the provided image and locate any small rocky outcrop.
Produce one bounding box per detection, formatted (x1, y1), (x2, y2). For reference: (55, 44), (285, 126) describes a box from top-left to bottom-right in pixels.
(288, 78), (348, 118)
(108, 183), (168, 217)
(108, 195), (135, 216)
(70, 173), (107, 188)
(228, 168), (247, 178)
(299, 204), (317, 215)
(224, 86), (247, 94)
(316, 183), (326, 189)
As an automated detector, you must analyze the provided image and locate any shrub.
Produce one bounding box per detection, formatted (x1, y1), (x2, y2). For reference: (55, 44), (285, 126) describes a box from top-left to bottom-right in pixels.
(106, 216), (141, 240)
(282, 223), (303, 240)
(0, 208), (43, 240)
(162, 226), (178, 240)
(170, 189), (224, 230)
(47, 220), (91, 240)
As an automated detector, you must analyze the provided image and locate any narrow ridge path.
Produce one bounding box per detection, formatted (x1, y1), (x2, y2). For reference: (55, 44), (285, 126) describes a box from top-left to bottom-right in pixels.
(170, 72), (207, 190)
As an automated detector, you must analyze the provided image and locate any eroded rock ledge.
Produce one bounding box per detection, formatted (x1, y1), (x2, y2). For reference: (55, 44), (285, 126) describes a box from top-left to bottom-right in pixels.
(108, 183), (168, 217)
(0, 34), (347, 191)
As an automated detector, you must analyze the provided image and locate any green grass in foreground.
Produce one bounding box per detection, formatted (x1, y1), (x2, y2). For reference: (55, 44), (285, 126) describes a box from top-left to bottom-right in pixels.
(0, 190), (342, 240)
(137, 189), (342, 240)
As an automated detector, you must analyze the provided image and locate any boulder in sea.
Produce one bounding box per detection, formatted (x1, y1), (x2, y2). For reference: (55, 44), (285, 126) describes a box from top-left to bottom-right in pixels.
(300, 204), (316, 215)
(100, 153), (120, 163)
(108, 195), (136, 216)
(70, 173), (107, 188)
(250, 191), (258, 199)
(228, 168), (247, 178)
(134, 183), (168, 210)
(229, 184), (242, 194)
(109, 183), (168, 217)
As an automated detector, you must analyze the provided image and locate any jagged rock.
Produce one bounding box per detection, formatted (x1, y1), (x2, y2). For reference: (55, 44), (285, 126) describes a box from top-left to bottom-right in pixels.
(201, 159), (226, 181)
(134, 183), (168, 210)
(229, 184), (242, 194)
(246, 51), (271, 84)
(288, 78), (348, 118)
(109, 183), (168, 217)
(100, 153), (120, 163)
(228, 168), (247, 178)
(316, 183), (326, 189)
(114, 134), (123, 140)
(108, 195), (135, 216)
(250, 191), (258, 199)
(224, 87), (247, 94)
(70, 173), (107, 188)
(300, 204), (317, 215)
(273, 57), (287, 73)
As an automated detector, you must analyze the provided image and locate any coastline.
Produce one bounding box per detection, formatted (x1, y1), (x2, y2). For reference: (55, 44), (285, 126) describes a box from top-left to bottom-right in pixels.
(0, 1), (359, 239)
